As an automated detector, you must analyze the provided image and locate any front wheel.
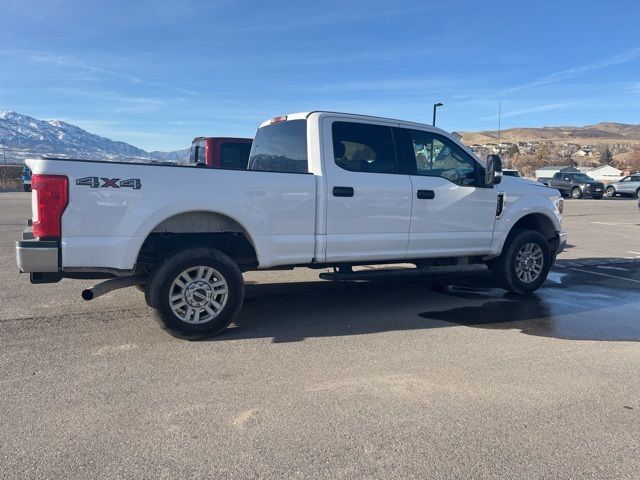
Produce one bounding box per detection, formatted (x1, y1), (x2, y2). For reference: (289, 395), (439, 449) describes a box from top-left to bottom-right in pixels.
(571, 187), (582, 199)
(145, 247), (245, 337)
(492, 229), (551, 294)
(605, 186), (615, 197)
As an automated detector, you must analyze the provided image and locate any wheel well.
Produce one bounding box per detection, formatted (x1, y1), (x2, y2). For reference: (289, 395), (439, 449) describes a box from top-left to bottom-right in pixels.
(510, 213), (558, 250)
(136, 211), (258, 272)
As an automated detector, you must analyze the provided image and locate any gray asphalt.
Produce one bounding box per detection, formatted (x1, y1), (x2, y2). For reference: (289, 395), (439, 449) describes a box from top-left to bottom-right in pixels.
(1, 192), (639, 479)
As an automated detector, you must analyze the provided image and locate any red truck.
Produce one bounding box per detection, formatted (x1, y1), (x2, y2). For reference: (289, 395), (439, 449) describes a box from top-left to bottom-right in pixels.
(189, 137), (252, 169)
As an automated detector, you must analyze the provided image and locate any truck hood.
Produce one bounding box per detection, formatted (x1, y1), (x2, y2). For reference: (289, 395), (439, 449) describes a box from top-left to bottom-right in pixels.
(499, 175), (560, 196)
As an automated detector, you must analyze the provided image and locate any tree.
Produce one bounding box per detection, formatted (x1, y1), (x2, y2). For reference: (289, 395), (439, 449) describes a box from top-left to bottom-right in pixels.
(535, 143), (551, 165)
(600, 146), (613, 165)
(505, 144), (519, 158)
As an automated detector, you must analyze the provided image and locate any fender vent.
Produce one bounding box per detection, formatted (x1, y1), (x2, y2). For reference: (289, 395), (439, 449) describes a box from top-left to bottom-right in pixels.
(496, 193), (505, 217)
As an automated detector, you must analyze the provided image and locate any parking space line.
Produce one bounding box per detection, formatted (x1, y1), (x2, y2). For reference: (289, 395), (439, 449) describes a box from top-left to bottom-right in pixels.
(628, 251), (640, 255)
(568, 267), (640, 284)
(590, 221), (640, 229)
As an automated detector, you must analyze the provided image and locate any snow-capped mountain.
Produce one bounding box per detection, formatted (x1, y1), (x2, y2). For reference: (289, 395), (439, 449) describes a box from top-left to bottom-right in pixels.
(0, 111), (188, 162)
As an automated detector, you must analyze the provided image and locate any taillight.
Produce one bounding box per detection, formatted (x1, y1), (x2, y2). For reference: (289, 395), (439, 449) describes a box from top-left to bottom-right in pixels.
(270, 115), (287, 124)
(31, 174), (68, 239)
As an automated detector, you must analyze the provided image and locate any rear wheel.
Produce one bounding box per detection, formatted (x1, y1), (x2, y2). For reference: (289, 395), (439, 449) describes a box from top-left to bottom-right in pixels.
(571, 187), (582, 199)
(492, 229), (551, 294)
(605, 186), (615, 197)
(145, 247), (244, 337)
(636, 189), (640, 199)
(23, 184), (31, 192)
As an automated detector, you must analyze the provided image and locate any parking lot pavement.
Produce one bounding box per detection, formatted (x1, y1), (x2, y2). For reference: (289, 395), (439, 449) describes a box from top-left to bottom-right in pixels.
(1, 192), (639, 479)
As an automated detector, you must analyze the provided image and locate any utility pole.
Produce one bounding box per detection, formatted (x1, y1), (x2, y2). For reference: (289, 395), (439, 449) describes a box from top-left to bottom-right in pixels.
(432, 102), (443, 126)
(1, 139), (6, 165)
(498, 102), (502, 143)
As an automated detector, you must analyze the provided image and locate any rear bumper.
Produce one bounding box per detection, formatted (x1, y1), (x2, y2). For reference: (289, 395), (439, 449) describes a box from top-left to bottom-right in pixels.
(16, 226), (60, 274)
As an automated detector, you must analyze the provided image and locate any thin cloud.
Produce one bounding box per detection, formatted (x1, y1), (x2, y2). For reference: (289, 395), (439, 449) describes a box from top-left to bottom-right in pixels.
(501, 47), (640, 96)
(481, 102), (577, 120)
(0, 48), (198, 96)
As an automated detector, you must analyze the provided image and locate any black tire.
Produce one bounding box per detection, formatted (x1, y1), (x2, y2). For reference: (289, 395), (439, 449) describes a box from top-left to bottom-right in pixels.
(492, 229), (552, 294)
(592, 195), (603, 200)
(23, 184), (31, 192)
(605, 186), (615, 197)
(570, 187), (582, 199)
(145, 247), (244, 337)
(636, 189), (640, 199)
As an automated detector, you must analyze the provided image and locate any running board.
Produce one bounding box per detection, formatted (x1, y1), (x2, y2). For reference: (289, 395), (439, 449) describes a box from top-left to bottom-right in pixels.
(319, 265), (486, 282)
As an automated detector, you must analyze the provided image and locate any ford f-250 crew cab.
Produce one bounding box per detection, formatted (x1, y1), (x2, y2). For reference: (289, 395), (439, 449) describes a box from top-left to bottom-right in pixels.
(16, 111), (566, 337)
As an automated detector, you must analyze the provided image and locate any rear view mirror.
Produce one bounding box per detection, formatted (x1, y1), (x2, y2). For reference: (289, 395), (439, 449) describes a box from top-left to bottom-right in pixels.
(486, 154), (502, 185)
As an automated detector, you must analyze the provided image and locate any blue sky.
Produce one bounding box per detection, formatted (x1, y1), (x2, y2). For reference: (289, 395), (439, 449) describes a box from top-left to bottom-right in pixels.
(1, 0), (639, 151)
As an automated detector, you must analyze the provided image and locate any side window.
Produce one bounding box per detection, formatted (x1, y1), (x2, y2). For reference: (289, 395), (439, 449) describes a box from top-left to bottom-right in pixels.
(248, 120), (308, 173)
(332, 121), (397, 174)
(621, 176), (631, 182)
(563, 175), (572, 181)
(633, 176), (640, 182)
(406, 129), (478, 186)
(221, 143), (251, 170)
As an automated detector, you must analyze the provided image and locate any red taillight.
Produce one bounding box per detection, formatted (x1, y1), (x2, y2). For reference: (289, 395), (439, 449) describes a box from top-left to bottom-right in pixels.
(270, 115), (287, 124)
(31, 174), (68, 239)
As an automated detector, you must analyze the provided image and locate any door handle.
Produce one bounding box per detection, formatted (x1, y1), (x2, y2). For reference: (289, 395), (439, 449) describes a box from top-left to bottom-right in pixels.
(416, 189), (435, 199)
(333, 186), (354, 197)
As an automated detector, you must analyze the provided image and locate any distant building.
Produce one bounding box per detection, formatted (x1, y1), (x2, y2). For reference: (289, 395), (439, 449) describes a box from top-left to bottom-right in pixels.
(586, 165), (623, 181)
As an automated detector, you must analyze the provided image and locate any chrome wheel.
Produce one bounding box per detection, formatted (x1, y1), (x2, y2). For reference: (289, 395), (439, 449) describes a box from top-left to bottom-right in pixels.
(515, 243), (544, 284)
(169, 266), (228, 324)
(605, 187), (615, 197)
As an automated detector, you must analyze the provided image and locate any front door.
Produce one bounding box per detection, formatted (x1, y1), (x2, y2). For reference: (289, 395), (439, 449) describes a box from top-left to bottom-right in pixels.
(322, 118), (412, 262)
(396, 128), (498, 257)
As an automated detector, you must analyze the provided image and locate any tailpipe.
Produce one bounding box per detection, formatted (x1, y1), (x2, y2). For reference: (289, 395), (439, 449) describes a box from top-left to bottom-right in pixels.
(82, 275), (146, 301)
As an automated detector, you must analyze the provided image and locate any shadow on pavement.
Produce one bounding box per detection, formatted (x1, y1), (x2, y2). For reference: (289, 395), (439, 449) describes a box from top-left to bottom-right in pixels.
(201, 258), (640, 343)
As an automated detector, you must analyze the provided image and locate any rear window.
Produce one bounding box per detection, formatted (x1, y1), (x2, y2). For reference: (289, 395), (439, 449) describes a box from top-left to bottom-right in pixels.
(248, 120), (308, 173)
(221, 142), (251, 170)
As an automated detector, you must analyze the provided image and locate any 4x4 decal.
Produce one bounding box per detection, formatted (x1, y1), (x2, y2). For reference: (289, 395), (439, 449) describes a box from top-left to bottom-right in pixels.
(76, 177), (141, 189)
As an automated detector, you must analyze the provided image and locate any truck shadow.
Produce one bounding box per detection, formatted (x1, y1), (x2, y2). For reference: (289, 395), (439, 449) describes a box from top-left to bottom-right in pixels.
(203, 258), (640, 343)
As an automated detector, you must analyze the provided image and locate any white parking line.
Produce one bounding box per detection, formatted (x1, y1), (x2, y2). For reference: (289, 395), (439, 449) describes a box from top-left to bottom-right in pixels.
(568, 268), (640, 284)
(590, 221), (640, 229)
(628, 251), (640, 255)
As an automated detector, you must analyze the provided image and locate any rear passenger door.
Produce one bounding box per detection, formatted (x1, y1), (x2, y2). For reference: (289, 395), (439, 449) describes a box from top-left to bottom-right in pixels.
(322, 118), (412, 262)
(396, 128), (498, 257)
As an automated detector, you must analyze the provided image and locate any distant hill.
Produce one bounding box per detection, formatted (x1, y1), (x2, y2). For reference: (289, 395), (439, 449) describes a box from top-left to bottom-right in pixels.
(460, 122), (640, 144)
(0, 111), (189, 163)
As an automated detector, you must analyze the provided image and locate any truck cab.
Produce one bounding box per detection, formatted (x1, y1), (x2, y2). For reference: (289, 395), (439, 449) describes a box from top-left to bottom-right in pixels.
(189, 137), (252, 169)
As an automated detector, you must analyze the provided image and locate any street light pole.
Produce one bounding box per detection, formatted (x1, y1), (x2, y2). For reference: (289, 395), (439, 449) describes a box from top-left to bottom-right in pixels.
(432, 102), (443, 126)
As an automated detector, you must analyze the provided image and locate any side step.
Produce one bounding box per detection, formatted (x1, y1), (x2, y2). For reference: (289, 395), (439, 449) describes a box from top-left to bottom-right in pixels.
(319, 264), (486, 282)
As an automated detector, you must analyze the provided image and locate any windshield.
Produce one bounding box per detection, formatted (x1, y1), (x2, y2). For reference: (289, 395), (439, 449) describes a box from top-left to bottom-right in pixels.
(572, 174), (595, 182)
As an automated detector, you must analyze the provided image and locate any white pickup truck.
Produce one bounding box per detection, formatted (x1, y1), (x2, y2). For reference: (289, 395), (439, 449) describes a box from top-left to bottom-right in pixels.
(17, 111), (566, 336)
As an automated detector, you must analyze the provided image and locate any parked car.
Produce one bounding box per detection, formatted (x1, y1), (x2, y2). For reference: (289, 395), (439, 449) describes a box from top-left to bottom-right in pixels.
(189, 137), (252, 169)
(16, 111), (566, 337)
(21, 166), (32, 192)
(605, 173), (640, 198)
(548, 172), (604, 199)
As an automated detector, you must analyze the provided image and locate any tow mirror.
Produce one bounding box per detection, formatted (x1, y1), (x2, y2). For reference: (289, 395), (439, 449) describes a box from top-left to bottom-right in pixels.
(486, 154), (502, 185)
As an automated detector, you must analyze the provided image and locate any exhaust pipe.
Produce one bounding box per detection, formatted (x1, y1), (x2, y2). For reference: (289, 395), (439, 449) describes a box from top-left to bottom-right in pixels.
(82, 275), (146, 301)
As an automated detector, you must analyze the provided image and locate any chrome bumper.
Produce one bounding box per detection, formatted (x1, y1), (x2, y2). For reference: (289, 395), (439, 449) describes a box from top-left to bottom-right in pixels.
(16, 227), (60, 273)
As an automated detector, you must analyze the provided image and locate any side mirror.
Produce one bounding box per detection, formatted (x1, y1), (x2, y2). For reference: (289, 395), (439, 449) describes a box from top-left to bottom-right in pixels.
(485, 154), (502, 185)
